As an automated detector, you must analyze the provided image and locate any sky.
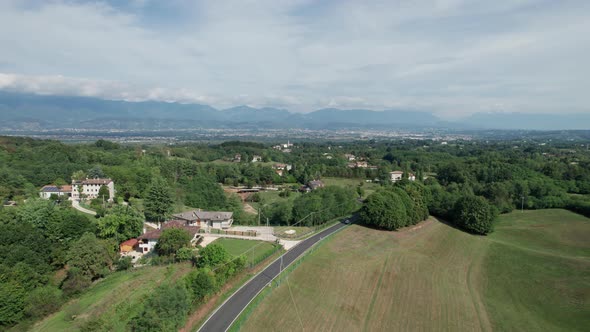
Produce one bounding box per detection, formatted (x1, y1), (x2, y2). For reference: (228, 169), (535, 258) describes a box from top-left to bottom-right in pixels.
(0, 0), (589, 118)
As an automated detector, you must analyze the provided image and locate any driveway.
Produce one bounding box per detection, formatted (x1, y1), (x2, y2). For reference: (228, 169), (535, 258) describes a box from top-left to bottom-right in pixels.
(71, 200), (96, 215)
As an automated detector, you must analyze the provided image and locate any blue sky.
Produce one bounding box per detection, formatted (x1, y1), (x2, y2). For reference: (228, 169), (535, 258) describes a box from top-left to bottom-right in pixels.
(0, 0), (588, 118)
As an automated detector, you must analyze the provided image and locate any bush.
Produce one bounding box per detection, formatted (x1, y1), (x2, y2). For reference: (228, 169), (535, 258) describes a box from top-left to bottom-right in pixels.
(116, 257), (133, 271)
(185, 268), (217, 303)
(24, 286), (63, 319)
(196, 244), (231, 268)
(128, 283), (191, 331)
(176, 247), (195, 262)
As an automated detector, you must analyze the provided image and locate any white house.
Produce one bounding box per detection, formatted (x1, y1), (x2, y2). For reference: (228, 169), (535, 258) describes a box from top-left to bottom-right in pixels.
(251, 155), (262, 162)
(272, 163), (292, 176)
(39, 185), (72, 199)
(72, 178), (115, 202)
(389, 171), (416, 182)
(172, 209), (234, 229)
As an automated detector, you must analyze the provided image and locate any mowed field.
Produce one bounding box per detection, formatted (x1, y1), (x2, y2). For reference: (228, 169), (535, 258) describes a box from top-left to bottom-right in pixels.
(32, 263), (193, 332)
(240, 209), (590, 332)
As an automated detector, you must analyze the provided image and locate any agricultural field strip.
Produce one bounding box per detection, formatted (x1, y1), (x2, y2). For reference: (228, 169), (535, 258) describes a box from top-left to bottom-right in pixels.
(198, 221), (349, 332)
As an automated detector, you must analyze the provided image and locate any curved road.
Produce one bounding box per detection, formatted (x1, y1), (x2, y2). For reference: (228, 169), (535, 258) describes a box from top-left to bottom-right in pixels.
(71, 200), (96, 215)
(198, 220), (349, 332)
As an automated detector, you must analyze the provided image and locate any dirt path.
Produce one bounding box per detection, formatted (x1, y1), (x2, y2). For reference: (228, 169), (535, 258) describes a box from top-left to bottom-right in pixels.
(243, 202), (257, 215)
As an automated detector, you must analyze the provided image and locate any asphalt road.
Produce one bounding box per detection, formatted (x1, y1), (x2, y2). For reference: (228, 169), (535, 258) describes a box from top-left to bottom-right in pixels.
(198, 220), (349, 332)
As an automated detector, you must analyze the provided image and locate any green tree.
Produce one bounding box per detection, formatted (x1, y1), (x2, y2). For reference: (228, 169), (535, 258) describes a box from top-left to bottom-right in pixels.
(97, 206), (144, 242)
(360, 190), (407, 230)
(155, 228), (191, 256)
(87, 165), (105, 179)
(452, 195), (498, 235)
(196, 243), (231, 268)
(66, 233), (114, 280)
(98, 185), (110, 201)
(129, 283), (191, 332)
(185, 268), (217, 302)
(0, 281), (25, 326)
(144, 178), (173, 222)
(24, 286), (63, 319)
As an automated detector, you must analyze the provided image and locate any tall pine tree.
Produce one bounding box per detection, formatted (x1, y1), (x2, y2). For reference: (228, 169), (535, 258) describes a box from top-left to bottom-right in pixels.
(144, 178), (173, 222)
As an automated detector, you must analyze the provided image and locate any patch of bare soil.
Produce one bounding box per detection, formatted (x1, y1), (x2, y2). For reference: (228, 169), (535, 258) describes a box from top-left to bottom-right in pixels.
(243, 202), (258, 215)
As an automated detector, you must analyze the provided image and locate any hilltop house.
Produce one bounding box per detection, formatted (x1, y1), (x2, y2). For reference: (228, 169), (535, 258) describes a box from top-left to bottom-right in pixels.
(137, 221), (200, 253)
(72, 178), (115, 202)
(272, 163), (292, 176)
(251, 155), (262, 162)
(39, 185), (72, 199)
(389, 171), (416, 182)
(172, 209), (234, 229)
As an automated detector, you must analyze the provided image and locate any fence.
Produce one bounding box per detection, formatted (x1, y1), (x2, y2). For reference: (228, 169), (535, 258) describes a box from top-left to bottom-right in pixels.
(199, 228), (258, 237)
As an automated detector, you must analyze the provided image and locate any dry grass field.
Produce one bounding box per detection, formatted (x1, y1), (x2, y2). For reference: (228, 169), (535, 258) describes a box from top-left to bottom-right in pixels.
(239, 209), (590, 332)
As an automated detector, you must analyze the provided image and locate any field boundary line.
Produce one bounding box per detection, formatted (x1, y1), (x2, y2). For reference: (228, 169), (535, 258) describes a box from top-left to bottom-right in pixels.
(362, 255), (390, 332)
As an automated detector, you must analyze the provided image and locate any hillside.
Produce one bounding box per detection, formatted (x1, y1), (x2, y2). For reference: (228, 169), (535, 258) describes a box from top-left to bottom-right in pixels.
(238, 209), (590, 331)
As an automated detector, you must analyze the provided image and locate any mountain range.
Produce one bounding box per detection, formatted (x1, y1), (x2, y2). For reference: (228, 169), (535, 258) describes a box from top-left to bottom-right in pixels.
(0, 91), (588, 131)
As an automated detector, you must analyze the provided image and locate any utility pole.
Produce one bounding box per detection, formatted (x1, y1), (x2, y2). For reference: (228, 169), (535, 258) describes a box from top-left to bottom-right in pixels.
(521, 196), (524, 212)
(258, 207), (261, 226)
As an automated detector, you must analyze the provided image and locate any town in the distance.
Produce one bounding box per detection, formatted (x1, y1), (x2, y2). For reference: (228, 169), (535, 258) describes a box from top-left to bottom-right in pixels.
(1, 133), (589, 331)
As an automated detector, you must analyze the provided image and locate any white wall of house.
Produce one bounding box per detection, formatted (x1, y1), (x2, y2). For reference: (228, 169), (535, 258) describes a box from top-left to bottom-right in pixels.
(138, 239), (157, 253)
(72, 181), (115, 201)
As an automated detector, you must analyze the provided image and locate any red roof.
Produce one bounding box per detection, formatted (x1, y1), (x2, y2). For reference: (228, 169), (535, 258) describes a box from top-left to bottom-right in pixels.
(120, 238), (138, 247)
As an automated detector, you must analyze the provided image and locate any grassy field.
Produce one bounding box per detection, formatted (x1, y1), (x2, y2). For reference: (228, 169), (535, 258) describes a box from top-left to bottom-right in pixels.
(239, 209), (590, 331)
(213, 238), (279, 265)
(322, 177), (379, 198)
(32, 263), (193, 332)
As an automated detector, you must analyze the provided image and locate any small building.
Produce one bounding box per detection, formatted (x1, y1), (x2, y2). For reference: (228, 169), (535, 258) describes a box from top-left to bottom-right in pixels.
(272, 163), (292, 176)
(308, 180), (325, 191)
(72, 178), (115, 202)
(39, 185), (72, 199)
(233, 154), (242, 162)
(389, 171), (416, 182)
(344, 154), (356, 161)
(348, 161), (368, 168)
(120, 238), (138, 254)
(172, 209), (234, 229)
(251, 155), (262, 162)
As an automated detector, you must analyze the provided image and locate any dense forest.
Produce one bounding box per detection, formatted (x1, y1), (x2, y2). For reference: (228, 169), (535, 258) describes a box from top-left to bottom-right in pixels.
(1, 135), (589, 328)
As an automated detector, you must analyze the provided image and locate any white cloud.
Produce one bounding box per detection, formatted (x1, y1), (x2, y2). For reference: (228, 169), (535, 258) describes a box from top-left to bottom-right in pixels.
(0, 0), (589, 117)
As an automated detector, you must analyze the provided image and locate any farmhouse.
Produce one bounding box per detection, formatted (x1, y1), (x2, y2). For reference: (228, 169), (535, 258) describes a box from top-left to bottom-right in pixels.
(272, 163), (292, 176)
(72, 178), (115, 202)
(389, 171), (416, 182)
(172, 209), (234, 229)
(39, 184), (72, 199)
